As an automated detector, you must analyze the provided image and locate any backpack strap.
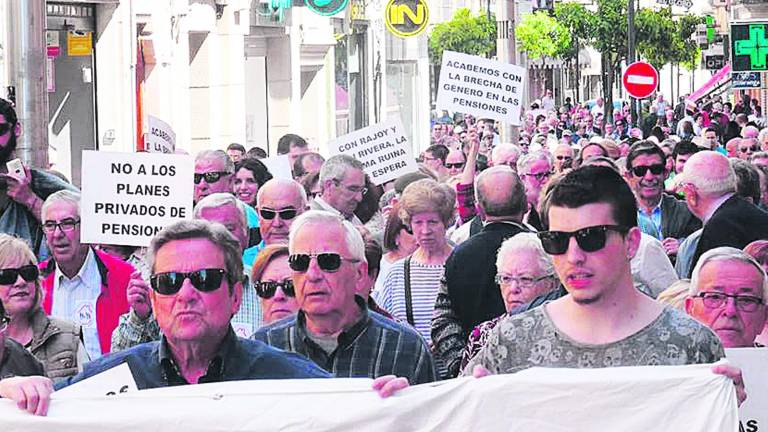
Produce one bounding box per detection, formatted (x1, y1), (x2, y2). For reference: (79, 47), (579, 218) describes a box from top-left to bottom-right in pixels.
(403, 256), (415, 326)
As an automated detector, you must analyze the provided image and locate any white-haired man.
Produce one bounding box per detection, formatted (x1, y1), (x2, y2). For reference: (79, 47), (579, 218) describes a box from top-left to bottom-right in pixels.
(686, 247), (768, 348)
(310, 155), (366, 224)
(253, 210), (436, 384)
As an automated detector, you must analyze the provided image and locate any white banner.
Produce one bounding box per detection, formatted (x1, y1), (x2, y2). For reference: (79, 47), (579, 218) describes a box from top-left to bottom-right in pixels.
(726, 348), (767, 432)
(80, 151), (194, 247)
(145, 116), (176, 154)
(327, 118), (418, 185)
(1, 364), (737, 431)
(437, 51), (526, 126)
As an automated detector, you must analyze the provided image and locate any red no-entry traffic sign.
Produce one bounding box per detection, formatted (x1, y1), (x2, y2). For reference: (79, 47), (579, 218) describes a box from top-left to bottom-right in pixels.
(622, 61), (659, 99)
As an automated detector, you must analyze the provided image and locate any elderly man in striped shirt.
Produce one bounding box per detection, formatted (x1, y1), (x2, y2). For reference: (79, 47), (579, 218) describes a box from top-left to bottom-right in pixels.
(253, 210), (436, 384)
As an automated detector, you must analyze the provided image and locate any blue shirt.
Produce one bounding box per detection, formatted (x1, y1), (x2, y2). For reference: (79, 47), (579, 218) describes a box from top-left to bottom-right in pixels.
(637, 205), (663, 240)
(56, 328), (329, 390)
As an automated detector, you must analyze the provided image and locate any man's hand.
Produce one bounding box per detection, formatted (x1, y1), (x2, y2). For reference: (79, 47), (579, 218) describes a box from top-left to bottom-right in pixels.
(661, 238), (680, 256)
(127, 271), (152, 320)
(371, 375), (409, 398)
(0, 376), (54, 416)
(712, 363), (747, 407)
(0, 165), (37, 209)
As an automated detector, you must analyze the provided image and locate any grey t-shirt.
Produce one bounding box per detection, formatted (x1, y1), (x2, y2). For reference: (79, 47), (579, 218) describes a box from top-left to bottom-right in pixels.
(463, 305), (725, 375)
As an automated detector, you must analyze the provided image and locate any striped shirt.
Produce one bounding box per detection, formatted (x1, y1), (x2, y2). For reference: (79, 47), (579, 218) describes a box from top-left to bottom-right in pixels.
(252, 297), (436, 384)
(372, 257), (445, 344)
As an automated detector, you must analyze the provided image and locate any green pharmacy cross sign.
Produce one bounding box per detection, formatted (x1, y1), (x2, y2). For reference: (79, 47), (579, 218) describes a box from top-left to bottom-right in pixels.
(732, 22), (768, 72)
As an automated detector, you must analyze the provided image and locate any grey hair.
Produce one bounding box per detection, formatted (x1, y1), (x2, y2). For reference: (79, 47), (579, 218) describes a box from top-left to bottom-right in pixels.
(516, 150), (553, 174)
(42, 190), (81, 221)
(491, 143), (521, 165)
(689, 246), (768, 299)
(758, 128), (768, 145)
(288, 210), (366, 263)
(147, 219), (245, 290)
(255, 178), (307, 209)
(196, 149), (234, 173)
(193, 193), (248, 240)
(319, 154), (364, 184)
(495, 233), (554, 277)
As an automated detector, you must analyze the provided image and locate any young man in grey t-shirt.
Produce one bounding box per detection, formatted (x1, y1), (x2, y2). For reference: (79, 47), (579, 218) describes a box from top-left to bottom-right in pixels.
(464, 166), (745, 404)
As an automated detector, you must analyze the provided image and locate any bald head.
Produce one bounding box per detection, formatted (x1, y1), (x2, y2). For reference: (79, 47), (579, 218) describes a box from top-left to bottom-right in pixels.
(475, 166), (527, 221)
(743, 125), (760, 139)
(681, 151), (736, 198)
(256, 178), (308, 245)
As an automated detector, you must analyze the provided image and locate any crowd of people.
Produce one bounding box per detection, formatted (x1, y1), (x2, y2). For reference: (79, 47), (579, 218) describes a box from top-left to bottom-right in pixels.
(0, 88), (764, 417)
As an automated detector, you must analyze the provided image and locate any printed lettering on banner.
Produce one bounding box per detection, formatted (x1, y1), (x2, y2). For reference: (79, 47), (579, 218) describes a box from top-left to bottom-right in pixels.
(145, 116), (176, 154)
(725, 348), (767, 432)
(80, 151), (194, 247)
(436, 50), (526, 126)
(327, 118), (418, 185)
(55, 363), (139, 398)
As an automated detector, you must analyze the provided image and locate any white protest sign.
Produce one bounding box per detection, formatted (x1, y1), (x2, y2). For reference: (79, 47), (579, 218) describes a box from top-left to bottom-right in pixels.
(0, 364), (737, 431)
(145, 115), (176, 154)
(261, 154), (293, 180)
(327, 118), (418, 185)
(437, 51), (526, 126)
(80, 151), (194, 247)
(726, 348), (767, 432)
(55, 363), (139, 398)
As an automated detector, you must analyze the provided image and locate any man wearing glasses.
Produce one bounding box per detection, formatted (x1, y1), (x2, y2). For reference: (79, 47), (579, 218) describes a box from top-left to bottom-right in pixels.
(193, 150), (235, 205)
(686, 247), (768, 348)
(39, 190), (133, 360)
(516, 150), (552, 231)
(463, 166), (745, 405)
(310, 155), (366, 225)
(256, 179), (307, 247)
(0, 299), (44, 379)
(253, 210), (436, 384)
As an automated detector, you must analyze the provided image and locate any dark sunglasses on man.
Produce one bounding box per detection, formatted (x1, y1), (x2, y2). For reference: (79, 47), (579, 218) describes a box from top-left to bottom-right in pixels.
(631, 164), (665, 177)
(255, 279), (295, 299)
(537, 225), (628, 255)
(259, 208), (297, 220)
(193, 171), (230, 185)
(445, 162), (465, 170)
(288, 253), (356, 273)
(740, 146), (759, 153)
(0, 264), (39, 285)
(150, 268), (231, 295)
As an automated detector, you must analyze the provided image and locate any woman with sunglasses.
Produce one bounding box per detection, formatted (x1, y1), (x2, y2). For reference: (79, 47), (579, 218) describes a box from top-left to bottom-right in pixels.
(251, 244), (299, 324)
(372, 179), (455, 343)
(233, 158), (273, 208)
(0, 234), (85, 382)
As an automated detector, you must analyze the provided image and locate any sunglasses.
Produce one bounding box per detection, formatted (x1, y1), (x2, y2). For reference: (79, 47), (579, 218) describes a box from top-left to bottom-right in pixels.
(0, 123), (13, 136)
(193, 171), (230, 185)
(556, 155), (572, 161)
(537, 225), (628, 255)
(0, 264), (39, 285)
(255, 279), (295, 299)
(740, 146), (759, 153)
(150, 268), (229, 295)
(631, 164), (665, 177)
(259, 208), (297, 220)
(445, 162), (465, 169)
(288, 253), (355, 273)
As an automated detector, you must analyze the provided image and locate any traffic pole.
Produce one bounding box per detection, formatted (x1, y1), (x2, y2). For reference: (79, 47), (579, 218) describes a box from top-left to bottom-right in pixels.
(628, 0), (638, 127)
(497, 0), (519, 144)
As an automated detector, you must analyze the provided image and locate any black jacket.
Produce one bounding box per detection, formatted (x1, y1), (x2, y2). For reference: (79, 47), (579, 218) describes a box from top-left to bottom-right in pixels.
(690, 195), (768, 277)
(445, 221), (530, 333)
(660, 193), (701, 240)
(0, 338), (44, 380)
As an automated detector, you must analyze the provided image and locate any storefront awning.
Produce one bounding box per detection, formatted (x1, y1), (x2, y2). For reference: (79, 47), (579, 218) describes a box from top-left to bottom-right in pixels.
(686, 63), (731, 103)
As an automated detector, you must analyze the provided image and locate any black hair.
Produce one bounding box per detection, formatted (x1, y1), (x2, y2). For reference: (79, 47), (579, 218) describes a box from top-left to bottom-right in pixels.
(246, 147), (267, 159)
(732, 160), (761, 205)
(625, 141), (666, 172)
(234, 158), (273, 188)
(0, 98), (18, 125)
(541, 165), (638, 230)
(425, 144), (449, 164)
(276, 133), (308, 155)
(226, 143), (246, 153)
(672, 140), (700, 159)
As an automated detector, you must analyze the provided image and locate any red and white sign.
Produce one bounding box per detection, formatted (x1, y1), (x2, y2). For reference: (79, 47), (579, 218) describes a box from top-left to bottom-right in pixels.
(622, 61), (659, 99)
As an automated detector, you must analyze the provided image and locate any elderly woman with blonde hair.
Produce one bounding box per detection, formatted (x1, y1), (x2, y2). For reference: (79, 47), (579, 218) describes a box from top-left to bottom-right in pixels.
(372, 179), (455, 343)
(0, 234), (86, 382)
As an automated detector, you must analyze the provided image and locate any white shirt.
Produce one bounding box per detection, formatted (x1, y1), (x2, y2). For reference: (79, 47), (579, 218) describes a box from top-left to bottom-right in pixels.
(631, 233), (678, 298)
(51, 248), (103, 360)
(312, 196), (363, 225)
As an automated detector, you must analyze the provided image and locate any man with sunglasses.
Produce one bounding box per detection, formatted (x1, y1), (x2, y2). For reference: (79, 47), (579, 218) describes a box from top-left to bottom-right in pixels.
(0, 99), (75, 256)
(738, 138), (760, 161)
(625, 142), (700, 259)
(39, 191), (132, 359)
(444, 149), (466, 177)
(0, 299), (45, 379)
(194, 150), (235, 205)
(253, 211), (436, 384)
(310, 155), (366, 225)
(552, 143), (573, 174)
(686, 247), (768, 348)
(463, 167), (744, 402)
(257, 178), (307, 247)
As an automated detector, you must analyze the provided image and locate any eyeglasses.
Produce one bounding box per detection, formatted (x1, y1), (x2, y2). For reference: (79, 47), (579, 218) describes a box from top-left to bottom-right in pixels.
(255, 279), (295, 299)
(740, 146), (759, 153)
(0, 123), (13, 136)
(194, 171), (230, 185)
(525, 171), (552, 182)
(555, 155), (572, 161)
(288, 253), (356, 273)
(333, 179), (367, 196)
(42, 218), (80, 234)
(259, 208), (297, 220)
(149, 268), (229, 295)
(0, 315), (9, 332)
(445, 162), (465, 169)
(0, 265), (39, 285)
(538, 225), (628, 255)
(695, 292), (764, 313)
(631, 164), (665, 177)
(495, 273), (553, 288)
